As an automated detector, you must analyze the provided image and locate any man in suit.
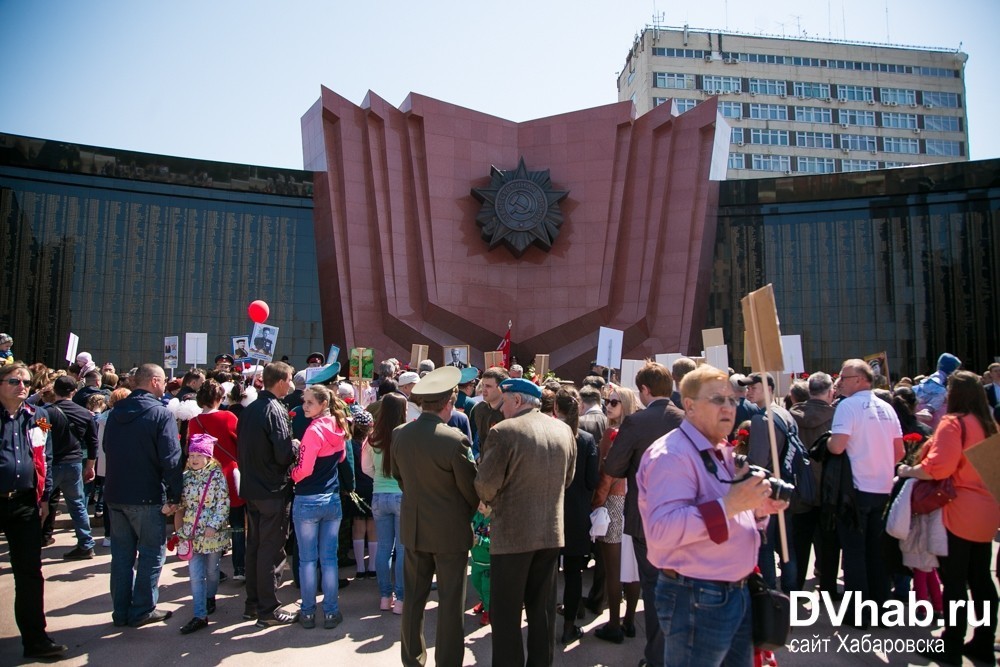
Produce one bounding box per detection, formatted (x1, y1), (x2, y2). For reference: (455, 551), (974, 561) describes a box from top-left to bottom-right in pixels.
(986, 362), (1000, 409)
(391, 367), (479, 667)
(476, 378), (576, 667)
(603, 361), (684, 667)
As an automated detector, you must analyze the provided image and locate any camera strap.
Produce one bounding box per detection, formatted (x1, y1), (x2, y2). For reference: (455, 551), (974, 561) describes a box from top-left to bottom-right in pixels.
(678, 428), (739, 485)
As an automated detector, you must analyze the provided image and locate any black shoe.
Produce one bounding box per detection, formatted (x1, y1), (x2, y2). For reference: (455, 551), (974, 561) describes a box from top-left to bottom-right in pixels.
(242, 603), (257, 620)
(338, 578), (350, 589)
(560, 625), (583, 645)
(63, 546), (95, 560)
(179, 617), (208, 635)
(23, 639), (68, 659)
(324, 612), (344, 629)
(43, 535), (55, 547)
(206, 598), (216, 615)
(218, 570), (228, 583)
(130, 609), (172, 627)
(585, 601), (605, 615)
(594, 623), (625, 644)
(623, 621), (636, 638)
(255, 608), (298, 628)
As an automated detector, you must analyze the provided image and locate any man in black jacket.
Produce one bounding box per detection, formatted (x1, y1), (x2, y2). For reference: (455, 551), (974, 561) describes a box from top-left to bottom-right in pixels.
(237, 361), (298, 627)
(46, 376), (99, 560)
(603, 362), (684, 667)
(104, 364), (182, 628)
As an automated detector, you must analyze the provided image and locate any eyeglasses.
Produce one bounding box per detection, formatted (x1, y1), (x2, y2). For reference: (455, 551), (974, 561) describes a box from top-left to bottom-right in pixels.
(838, 374), (862, 380)
(696, 395), (739, 408)
(4, 378), (29, 387)
(606, 398), (621, 407)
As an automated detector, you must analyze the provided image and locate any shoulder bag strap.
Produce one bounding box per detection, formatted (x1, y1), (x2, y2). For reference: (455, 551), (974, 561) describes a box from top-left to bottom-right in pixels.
(190, 469), (217, 534)
(194, 415), (238, 463)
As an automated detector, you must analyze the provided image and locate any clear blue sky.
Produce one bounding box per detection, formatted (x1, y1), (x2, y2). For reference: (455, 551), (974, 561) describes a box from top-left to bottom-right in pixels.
(1, 0), (996, 169)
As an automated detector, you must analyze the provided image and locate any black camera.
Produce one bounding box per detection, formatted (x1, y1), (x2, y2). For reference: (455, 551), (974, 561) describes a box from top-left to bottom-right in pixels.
(733, 455), (795, 503)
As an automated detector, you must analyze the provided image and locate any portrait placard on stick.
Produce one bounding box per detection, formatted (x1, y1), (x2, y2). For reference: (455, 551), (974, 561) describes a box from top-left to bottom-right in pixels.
(185, 333), (208, 367)
(596, 327), (624, 370)
(534, 354), (550, 378)
(249, 324), (278, 363)
(864, 351), (891, 389)
(232, 335), (250, 362)
(65, 332), (79, 364)
(702, 328), (725, 350)
(164, 336), (179, 370)
(705, 345), (729, 372)
(620, 359), (645, 393)
(781, 335), (805, 374)
(484, 351), (505, 369)
(349, 348), (376, 381)
(740, 284), (789, 563)
(410, 344), (429, 369)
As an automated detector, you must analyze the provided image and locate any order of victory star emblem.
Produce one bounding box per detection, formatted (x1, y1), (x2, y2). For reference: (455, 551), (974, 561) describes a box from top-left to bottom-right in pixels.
(471, 157), (569, 257)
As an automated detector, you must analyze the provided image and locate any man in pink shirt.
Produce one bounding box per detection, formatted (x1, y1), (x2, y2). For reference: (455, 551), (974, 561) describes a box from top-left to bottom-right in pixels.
(638, 365), (786, 666)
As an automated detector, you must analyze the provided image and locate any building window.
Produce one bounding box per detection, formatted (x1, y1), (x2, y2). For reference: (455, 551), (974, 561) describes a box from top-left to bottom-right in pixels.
(728, 153), (745, 169)
(749, 78), (787, 95)
(751, 154), (791, 172)
(795, 106), (833, 123)
(793, 82), (831, 99)
(654, 72), (695, 90)
(882, 161), (908, 168)
(749, 103), (788, 121)
(731, 128), (745, 144)
(750, 129), (789, 146)
(925, 139), (962, 156)
(719, 101), (743, 119)
(880, 88), (917, 105)
(675, 99), (698, 112)
(924, 115), (960, 132)
(796, 132), (834, 149)
(653, 97), (669, 107)
(841, 134), (877, 151)
(702, 75), (742, 93)
(882, 112), (918, 129)
(883, 137), (920, 154)
(841, 159), (879, 172)
(837, 85), (875, 102)
(840, 109), (876, 126)
(922, 91), (960, 108)
(797, 157), (836, 173)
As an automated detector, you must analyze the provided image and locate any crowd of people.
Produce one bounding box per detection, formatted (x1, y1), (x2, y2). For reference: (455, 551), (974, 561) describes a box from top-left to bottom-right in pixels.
(1, 332), (999, 666)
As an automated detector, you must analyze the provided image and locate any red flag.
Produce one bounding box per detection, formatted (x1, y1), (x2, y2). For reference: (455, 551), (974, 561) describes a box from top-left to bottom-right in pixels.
(497, 321), (511, 368)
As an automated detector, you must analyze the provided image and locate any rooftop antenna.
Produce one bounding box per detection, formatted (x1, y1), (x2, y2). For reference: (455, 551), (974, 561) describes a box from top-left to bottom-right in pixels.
(841, 1), (847, 40)
(776, 20), (786, 37)
(827, 0), (832, 38)
(791, 14), (803, 36)
(884, 0), (891, 42)
(725, 0), (729, 30)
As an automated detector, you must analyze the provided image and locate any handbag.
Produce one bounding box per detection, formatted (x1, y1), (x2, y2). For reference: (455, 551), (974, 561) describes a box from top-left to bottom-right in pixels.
(175, 470), (217, 561)
(747, 571), (791, 650)
(911, 418), (964, 515)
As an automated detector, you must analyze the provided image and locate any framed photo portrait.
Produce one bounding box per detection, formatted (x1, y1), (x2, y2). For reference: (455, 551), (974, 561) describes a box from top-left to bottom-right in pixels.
(249, 323), (279, 363)
(443, 344), (470, 369)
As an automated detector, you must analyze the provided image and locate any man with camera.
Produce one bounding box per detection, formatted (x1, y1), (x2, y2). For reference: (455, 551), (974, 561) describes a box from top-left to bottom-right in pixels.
(637, 365), (787, 667)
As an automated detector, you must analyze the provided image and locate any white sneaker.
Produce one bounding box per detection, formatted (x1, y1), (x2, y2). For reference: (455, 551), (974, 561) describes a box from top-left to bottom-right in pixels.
(392, 599), (404, 615)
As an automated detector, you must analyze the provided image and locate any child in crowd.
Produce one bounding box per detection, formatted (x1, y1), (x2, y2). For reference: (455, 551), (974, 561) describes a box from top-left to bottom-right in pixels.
(0, 333), (13, 365)
(172, 433), (230, 635)
(470, 502), (491, 626)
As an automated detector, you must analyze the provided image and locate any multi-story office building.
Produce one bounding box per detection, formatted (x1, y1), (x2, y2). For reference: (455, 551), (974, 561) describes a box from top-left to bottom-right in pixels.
(618, 25), (969, 178)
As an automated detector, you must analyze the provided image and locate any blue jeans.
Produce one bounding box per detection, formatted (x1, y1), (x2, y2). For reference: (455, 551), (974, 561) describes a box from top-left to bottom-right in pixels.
(108, 504), (167, 625)
(292, 493), (342, 616)
(372, 493), (404, 600)
(52, 462), (95, 550)
(655, 573), (753, 667)
(189, 550), (221, 619)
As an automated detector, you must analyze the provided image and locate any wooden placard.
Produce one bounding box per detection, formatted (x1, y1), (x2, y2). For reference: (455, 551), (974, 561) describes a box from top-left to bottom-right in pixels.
(864, 351), (891, 389)
(740, 285), (785, 373)
(702, 327), (725, 350)
(484, 351), (505, 368)
(410, 344), (429, 368)
(965, 433), (1000, 505)
(534, 354), (550, 377)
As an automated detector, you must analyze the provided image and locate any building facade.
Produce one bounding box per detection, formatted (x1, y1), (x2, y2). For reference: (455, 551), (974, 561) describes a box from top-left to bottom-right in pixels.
(618, 26), (969, 179)
(0, 133), (322, 369)
(707, 159), (1000, 377)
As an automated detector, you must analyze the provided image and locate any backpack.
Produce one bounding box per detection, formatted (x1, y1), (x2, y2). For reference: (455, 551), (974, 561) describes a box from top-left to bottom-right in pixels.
(772, 411), (817, 507)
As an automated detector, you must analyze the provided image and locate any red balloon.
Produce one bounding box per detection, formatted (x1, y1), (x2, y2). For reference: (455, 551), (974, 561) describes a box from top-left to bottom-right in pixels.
(248, 300), (269, 323)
